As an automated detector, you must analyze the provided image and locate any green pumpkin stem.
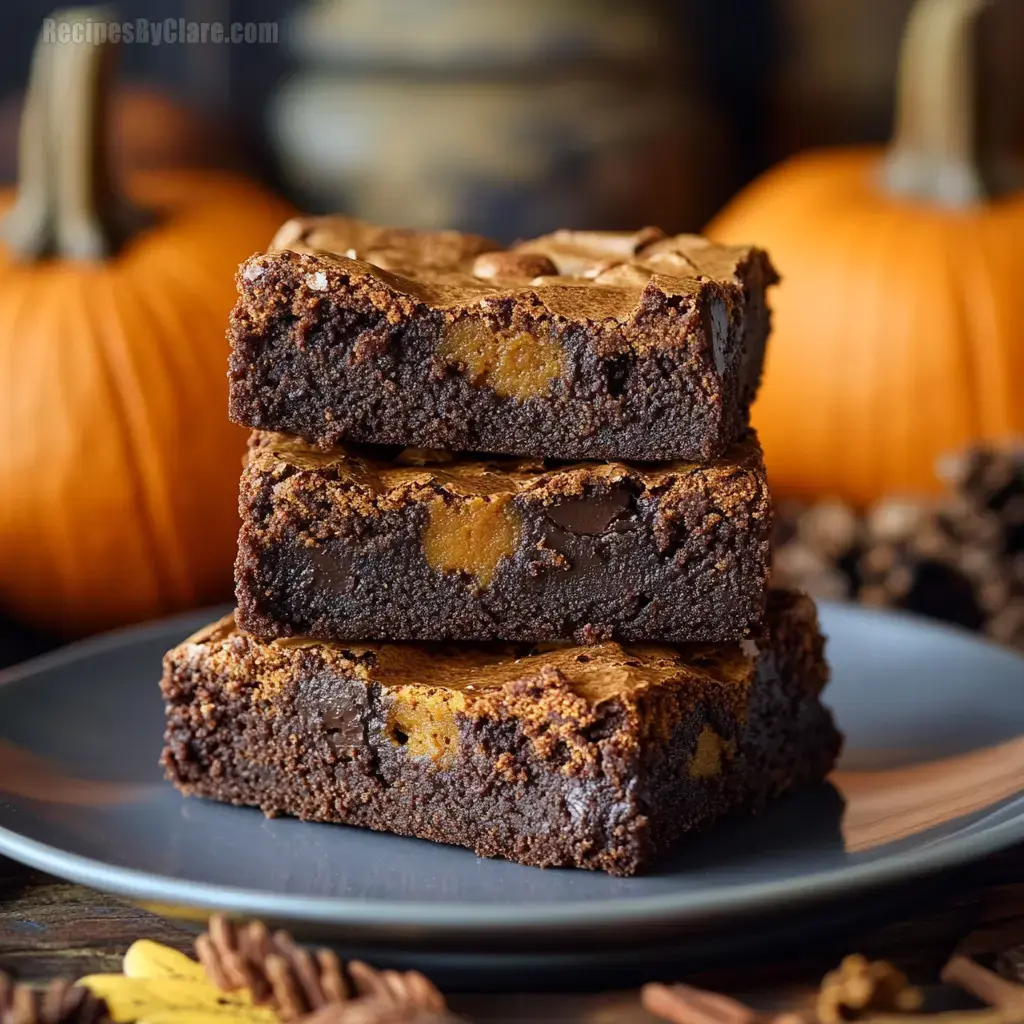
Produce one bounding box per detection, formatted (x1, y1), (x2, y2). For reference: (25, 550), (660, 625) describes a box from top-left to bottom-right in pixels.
(1, 6), (151, 262)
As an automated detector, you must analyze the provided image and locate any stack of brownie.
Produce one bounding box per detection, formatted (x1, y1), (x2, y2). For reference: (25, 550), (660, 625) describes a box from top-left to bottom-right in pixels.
(161, 217), (842, 876)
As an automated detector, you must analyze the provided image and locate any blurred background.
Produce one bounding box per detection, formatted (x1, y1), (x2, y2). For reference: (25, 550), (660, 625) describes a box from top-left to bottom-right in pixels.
(1, 0), (1023, 663)
(0, 0), (1018, 239)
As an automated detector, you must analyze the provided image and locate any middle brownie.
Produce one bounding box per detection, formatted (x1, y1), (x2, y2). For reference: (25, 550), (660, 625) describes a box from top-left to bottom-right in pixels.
(236, 431), (771, 644)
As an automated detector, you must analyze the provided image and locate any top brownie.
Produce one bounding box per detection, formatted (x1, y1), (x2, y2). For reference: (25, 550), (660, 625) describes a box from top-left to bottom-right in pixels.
(229, 216), (777, 461)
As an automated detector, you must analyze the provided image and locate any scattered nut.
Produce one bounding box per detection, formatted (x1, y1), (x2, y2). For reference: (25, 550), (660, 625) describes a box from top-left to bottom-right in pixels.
(471, 251), (557, 281)
(818, 955), (922, 1024)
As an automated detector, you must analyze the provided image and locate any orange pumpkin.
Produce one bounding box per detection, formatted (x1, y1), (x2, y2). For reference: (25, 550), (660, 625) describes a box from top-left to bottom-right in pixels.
(708, 0), (1024, 506)
(104, 86), (240, 171)
(0, 84), (239, 180)
(0, 10), (293, 636)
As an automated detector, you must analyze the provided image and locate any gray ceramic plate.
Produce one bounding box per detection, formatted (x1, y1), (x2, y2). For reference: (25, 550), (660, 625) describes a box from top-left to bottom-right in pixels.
(0, 603), (1023, 958)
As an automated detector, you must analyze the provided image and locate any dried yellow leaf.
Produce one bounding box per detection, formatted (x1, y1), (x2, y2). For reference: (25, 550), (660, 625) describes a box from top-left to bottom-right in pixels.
(78, 968), (276, 1024)
(124, 941), (208, 983)
(139, 1015), (277, 1024)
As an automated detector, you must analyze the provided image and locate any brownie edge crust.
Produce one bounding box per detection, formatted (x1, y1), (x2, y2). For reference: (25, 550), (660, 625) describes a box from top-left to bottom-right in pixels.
(161, 591), (841, 876)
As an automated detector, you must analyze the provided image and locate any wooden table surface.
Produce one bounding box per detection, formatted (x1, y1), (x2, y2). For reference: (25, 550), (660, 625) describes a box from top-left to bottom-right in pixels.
(2, 846), (1023, 1023)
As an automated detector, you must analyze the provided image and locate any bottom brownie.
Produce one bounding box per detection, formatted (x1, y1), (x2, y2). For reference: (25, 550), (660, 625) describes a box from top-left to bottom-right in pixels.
(161, 590), (842, 876)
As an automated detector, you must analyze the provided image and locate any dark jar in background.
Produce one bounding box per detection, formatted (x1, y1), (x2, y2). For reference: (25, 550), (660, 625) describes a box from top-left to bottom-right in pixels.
(269, 0), (729, 240)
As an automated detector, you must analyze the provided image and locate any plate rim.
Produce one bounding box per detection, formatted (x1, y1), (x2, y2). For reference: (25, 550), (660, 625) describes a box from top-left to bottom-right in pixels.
(1, 602), (1023, 937)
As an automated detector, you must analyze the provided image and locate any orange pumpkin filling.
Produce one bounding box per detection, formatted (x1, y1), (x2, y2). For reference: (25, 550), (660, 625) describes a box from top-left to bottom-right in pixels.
(440, 318), (564, 401)
(422, 495), (522, 588)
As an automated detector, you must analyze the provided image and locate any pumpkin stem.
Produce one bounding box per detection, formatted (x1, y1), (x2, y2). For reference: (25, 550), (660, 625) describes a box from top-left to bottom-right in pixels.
(881, 0), (1007, 206)
(0, 6), (152, 262)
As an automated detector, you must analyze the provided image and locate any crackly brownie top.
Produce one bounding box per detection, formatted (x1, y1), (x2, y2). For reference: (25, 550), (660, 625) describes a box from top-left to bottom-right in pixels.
(240, 214), (777, 327)
(246, 430), (765, 501)
(178, 612), (762, 709)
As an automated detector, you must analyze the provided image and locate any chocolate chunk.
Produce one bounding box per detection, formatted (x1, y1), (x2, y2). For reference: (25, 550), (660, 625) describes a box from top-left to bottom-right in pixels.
(321, 703), (365, 751)
(537, 522), (605, 575)
(307, 546), (352, 593)
(544, 486), (634, 536)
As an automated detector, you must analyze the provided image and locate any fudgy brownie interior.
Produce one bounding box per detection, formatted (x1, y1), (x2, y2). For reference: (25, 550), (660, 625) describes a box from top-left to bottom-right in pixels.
(235, 431), (771, 645)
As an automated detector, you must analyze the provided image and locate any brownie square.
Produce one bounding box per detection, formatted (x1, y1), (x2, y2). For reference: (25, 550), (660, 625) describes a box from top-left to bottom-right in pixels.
(235, 431), (771, 645)
(228, 217), (777, 462)
(161, 591), (841, 876)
